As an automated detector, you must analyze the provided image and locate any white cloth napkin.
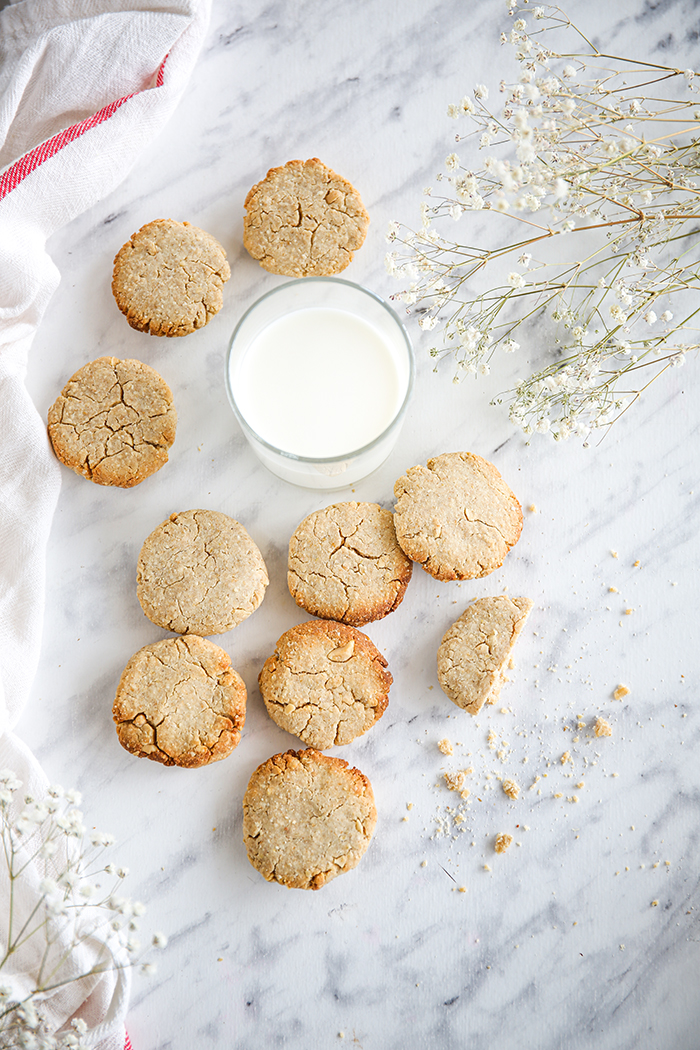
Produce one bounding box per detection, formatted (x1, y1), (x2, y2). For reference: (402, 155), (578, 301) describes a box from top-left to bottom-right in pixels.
(0, 2), (211, 1045)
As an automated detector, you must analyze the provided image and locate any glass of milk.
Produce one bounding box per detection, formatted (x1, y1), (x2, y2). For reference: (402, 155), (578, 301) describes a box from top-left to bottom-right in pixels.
(225, 277), (414, 489)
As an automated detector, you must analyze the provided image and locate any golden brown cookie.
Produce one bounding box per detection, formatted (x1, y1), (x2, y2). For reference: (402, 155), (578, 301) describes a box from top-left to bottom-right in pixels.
(242, 748), (376, 890)
(113, 635), (246, 767)
(287, 502), (412, 626)
(259, 620), (392, 749)
(137, 509), (268, 635)
(243, 158), (369, 277)
(437, 596), (533, 714)
(47, 356), (176, 487)
(112, 219), (230, 336)
(393, 451), (523, 581)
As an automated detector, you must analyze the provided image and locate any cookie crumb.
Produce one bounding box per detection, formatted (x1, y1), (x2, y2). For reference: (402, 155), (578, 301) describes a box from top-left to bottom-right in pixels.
(594, 717), (612, 738)
(438, 738), (453, 755)
(561, 751), (572, 765)
(502, 779), (520, 800)
(444, 771), (468, 793)
(651, 900), (659, 907)
(494, 833), (513, 854)
(613, 684), (630, 701)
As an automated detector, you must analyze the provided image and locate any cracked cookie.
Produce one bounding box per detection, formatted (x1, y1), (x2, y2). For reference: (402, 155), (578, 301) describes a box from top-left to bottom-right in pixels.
(287, 502), (412, 627)
(47, 356), (177, 487)
(113, 635), (246, 767)
(259, 620), (392, 749)
(137, 508), (268, 635)
(242, 748), (376, 890)
(243, 158), (369, 277)
(393, 451), (523, 581)
(437, 596), (533, 714)
(112, 218), (230, 336)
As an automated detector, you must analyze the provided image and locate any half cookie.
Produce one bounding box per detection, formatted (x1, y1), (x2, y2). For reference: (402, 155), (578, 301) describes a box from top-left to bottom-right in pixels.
(113, 635), (246, 767)
(259, 620), (392, 749)
(437, 596), (533, 714)
(242, 748), (376, 890)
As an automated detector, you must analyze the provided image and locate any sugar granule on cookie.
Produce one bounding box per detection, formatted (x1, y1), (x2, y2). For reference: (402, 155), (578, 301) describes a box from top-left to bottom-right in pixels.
(243, 158), (369, 277)
(259, 620), (392, 749)
(137, 509), (268, 635)
(47, 356), (177, 487)
(288, 502), (412, 626)
(437, 596), (533, 715)
(393, 451), (523, 581)
(242, 748), (376, 890)
(113, 635), (246, 768)
(112, 219), (230, 336)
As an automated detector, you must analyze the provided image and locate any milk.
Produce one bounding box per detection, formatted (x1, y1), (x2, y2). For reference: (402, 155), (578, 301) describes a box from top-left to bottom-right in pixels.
(232, 307), (408, 458)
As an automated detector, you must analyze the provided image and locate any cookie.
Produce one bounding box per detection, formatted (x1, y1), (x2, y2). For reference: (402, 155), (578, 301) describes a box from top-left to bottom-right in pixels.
(393, 451), (523, 581)
(259, 620), (392, 749)
(113, 635), (246, 767)
(137, 509), (268, 635)
(112, 219), (230, 336)
(437, 596), (533, 714)
(243, 158), (369, 277)
(242, 748), (376, 890)
(287, 502), (412, 626)
(47, 356), (176, 487)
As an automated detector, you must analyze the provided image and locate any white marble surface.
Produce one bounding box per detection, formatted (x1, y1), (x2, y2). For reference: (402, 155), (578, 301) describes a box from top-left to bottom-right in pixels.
(16, 0), (700, 1046)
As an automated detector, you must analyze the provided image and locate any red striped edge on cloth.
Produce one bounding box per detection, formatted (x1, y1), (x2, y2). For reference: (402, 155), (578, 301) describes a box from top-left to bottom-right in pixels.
(0, 53), (170, 203)
(125, 1033), (133, 1050)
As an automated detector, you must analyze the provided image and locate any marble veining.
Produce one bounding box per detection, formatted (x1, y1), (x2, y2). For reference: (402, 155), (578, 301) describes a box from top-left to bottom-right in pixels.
(16, 0), (700, 1046)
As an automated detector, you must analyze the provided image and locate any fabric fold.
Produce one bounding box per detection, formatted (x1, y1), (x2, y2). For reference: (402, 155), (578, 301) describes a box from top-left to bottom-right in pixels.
(0, 2), (212, 1045)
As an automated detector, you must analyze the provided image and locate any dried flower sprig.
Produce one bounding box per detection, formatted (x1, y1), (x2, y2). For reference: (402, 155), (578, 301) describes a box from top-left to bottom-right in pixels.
(0, 771), (166, 1049)
(387, 1), (700, 442)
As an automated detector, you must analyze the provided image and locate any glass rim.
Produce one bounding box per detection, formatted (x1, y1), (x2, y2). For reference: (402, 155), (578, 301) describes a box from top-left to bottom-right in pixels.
(224, 276), (415, 465)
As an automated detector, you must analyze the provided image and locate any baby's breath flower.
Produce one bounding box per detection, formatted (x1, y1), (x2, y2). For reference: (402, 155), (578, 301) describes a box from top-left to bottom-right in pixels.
(389, 2), (700, 443)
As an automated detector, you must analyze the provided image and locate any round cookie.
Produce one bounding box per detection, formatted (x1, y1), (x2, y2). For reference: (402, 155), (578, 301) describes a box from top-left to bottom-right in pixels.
(242, 748), (376, 890)
(47, 356), (176, 487)
(243, 158), (369, 277)
(112, 219), (230, 336)
(137, 509), (268, 635)
(259, 620), (392, 749)
(287, 502), (412, 627)
(393, 451), (523, 581)
(113, 635), (246, 768)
